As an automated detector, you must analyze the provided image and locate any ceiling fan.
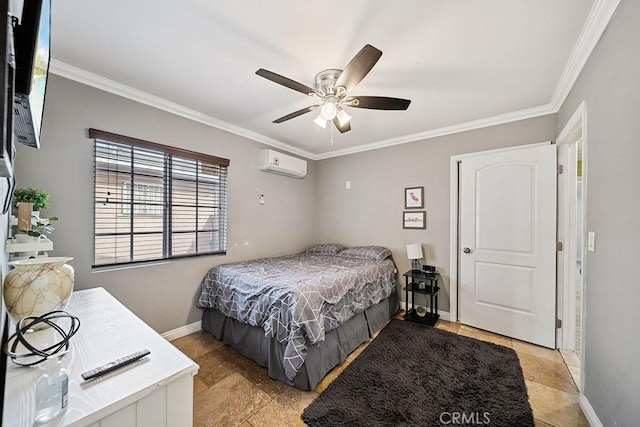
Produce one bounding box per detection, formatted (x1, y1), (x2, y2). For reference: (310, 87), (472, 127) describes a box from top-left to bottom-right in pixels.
(255, 44), (411, 134)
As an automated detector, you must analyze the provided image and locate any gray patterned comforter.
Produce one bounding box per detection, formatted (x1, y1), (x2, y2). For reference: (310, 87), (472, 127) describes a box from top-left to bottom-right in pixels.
(198, 253), (397, 380)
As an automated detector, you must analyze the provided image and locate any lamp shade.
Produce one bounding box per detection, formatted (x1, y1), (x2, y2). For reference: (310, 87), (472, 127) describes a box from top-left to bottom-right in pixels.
(336, 109), (352, 127)
(314, 114), (327, 128)
(406, 243), (423, 260)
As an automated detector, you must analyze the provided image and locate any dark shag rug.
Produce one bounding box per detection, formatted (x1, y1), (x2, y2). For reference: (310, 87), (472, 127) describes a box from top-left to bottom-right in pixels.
(302, 319), (534, 427)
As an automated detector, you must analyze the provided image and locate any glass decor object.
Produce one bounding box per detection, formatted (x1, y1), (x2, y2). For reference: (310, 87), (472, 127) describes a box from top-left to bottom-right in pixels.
(34, 356), (68, 424)
(3, 257), (74, 326)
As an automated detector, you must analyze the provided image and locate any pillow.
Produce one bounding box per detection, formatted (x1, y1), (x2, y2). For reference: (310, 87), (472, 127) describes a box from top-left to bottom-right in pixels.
(304, 243), (347, 256)
(337, 246), (392, 261)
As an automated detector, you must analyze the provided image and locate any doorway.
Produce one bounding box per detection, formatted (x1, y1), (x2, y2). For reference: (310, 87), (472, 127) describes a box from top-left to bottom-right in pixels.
(575, 141), (584, 358)
(556, 101), (587, 390)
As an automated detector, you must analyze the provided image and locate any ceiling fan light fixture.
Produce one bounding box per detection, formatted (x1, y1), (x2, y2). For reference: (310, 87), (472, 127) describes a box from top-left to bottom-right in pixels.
(313, 113), (327, 128)
(256, 44), (410, 138)
(336, 109), (352, 127)
(320, 102), (338, 120)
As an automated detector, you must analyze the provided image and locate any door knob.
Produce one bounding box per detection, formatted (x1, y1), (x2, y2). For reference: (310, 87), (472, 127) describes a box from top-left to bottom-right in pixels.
(463, 247), (472, 254)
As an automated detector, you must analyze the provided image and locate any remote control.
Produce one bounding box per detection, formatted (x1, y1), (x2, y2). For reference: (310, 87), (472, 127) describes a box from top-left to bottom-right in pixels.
(81, 349), (150, 381)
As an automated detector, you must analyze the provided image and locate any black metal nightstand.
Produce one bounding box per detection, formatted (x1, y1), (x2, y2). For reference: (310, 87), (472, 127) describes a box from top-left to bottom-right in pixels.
(403, 270), (440, 326)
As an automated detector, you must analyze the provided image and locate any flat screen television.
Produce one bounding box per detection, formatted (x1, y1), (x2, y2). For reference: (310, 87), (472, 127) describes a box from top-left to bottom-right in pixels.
(13, 0), (50, 148)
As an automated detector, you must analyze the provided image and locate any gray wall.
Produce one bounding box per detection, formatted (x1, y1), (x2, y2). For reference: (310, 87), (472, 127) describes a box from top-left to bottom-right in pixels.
(558, 0), (639, 424)
(14, 75), (318, 333)
(314, 114), (558, 311)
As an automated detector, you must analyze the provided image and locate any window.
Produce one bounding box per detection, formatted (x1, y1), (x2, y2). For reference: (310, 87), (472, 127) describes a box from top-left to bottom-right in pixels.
(122, 182), (164, 216)
(90, 129), (229, 268)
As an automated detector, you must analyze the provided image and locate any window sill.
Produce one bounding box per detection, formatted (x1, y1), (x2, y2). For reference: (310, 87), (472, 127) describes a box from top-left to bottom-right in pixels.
(91, 251), (226, 273)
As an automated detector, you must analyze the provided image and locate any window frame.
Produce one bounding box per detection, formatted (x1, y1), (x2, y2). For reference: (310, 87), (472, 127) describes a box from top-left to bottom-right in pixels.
(90, 128), (230, 269)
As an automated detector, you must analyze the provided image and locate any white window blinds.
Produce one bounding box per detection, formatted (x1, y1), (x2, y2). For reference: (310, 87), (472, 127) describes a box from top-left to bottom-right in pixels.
(90, 129), (229, 268)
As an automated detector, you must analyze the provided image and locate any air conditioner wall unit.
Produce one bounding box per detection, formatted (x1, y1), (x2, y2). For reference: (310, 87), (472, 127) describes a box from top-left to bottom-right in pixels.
(259, 149), (307, 179)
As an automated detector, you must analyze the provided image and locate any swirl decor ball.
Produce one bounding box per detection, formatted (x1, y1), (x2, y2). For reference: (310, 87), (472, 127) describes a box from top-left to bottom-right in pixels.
(3, 257), (74, 325)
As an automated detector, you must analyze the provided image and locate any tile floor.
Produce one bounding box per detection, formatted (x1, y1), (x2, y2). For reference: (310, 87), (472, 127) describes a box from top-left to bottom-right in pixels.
(171, 317), (588, 427)
(560, 348), (582, 392)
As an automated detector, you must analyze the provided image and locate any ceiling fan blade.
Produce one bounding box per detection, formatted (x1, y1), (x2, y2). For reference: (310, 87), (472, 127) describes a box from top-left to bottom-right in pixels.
(335, 44), (383, 92)
(273, 105), (320, 123)
(333, 117), (351, 133)
(346, 96), (411, 110)
(256, 68), (318, 96)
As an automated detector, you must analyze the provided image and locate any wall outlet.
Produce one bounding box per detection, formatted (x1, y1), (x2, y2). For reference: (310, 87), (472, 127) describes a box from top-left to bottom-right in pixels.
(345, 181), (351, 190)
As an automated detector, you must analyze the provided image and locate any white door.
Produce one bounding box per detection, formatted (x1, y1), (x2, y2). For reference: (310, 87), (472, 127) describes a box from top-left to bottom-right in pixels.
(459, 144), (557, 348)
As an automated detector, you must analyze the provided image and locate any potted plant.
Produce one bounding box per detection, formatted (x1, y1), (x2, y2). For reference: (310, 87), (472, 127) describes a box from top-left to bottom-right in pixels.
(415, 305), (427, 317)
(19, 213), (59, 239)
(11, 187), (59, 244)
(13, 187), (50, 212)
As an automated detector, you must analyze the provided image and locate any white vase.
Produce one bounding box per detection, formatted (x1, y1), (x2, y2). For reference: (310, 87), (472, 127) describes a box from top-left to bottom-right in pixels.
(3, 257), (75, 325)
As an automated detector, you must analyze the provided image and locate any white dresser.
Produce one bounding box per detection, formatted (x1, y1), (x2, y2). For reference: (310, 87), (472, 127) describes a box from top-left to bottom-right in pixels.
(3, 287), (199, 426)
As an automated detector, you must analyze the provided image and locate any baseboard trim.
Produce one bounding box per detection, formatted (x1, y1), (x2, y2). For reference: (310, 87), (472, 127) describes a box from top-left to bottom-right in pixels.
(161, 321), (202, 341)
(399, 301), (451, 322)
(579, 394), (603, 427)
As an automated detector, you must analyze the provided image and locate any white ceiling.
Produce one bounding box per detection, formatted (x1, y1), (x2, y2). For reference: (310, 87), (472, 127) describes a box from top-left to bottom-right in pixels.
(50, 0), (596, 158)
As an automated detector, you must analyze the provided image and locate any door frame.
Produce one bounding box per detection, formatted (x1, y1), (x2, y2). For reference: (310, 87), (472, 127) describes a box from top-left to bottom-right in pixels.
(556, 141), (578, 349)
(556, 101), (588, 370)
(448, 141), (553, 323)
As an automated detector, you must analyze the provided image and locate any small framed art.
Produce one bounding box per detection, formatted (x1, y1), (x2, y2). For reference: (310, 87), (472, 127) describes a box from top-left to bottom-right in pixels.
(403, 211), (426, 229)
(404, 186), (424, 209)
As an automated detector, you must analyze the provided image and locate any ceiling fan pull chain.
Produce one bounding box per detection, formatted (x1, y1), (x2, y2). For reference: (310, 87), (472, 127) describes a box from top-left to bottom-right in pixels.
(330, 124), (334, 146)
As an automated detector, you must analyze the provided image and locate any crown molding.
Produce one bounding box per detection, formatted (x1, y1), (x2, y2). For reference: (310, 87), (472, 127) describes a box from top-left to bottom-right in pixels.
(50, 0), (619, 162)
(550, 0), (621, 109)
(49, 59), (556, 162)
(317, 0), (621, 160)
(314, 103), (557, 160)
(49, 59), (317, 160)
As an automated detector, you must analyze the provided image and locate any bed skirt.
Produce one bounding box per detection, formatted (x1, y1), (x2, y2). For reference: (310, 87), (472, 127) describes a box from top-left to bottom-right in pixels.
(201, 289), (399, 390)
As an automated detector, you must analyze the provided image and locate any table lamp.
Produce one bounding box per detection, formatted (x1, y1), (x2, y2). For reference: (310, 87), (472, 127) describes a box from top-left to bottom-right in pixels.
(406, 243), (423, 273)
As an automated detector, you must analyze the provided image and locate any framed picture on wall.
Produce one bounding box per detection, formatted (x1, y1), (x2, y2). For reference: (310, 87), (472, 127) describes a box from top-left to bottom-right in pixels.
(404, 186), (424, 209)
(403, 211), (426, 229)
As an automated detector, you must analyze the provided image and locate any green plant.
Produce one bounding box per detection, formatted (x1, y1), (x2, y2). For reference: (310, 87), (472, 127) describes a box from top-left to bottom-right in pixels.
(13, 187), (50, 211)
(19, 213), (59, 238)
(416, 305), (427, 316)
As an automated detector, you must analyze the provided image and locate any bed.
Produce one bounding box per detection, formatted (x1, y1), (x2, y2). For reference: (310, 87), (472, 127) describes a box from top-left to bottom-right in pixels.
(197, 244), (399, 390)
